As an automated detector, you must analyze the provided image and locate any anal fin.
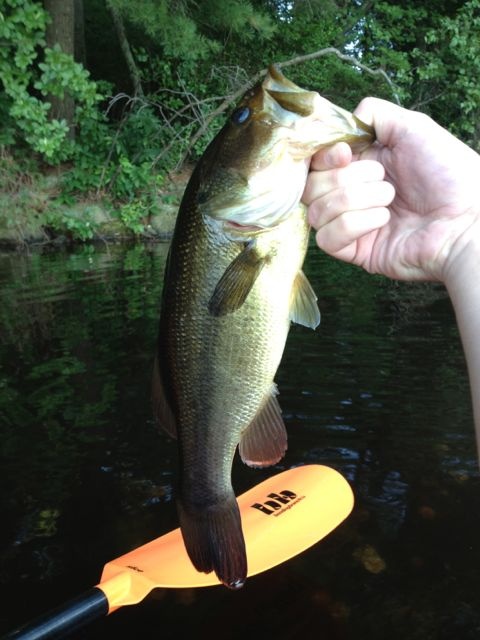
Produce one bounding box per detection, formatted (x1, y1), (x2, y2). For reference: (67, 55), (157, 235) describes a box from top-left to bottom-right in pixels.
(239, 385), (287, 468)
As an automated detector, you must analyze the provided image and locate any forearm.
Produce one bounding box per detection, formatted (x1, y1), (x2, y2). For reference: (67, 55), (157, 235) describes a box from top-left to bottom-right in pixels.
(444, 231), (480, 459)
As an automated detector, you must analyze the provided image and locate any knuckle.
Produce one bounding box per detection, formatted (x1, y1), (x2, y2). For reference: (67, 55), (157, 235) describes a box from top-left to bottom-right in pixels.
(337, 211), (354, 236)
(338, 185), (354, 211)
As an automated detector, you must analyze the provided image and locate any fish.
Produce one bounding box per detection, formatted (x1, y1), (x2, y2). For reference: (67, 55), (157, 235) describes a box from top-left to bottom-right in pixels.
(153, 65), (374, 589)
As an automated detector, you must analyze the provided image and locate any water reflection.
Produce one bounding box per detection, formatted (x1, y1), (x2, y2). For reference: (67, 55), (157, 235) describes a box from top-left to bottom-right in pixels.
(0, 243), (479, 639)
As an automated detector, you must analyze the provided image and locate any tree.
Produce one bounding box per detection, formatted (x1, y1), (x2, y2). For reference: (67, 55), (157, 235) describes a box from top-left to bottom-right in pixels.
(415, 0), (480, 149)
(4, 0), (480, 243)
(105, 0), (144, 97)
(106, 0), (275, 63)
(356, 0), (480, 149)
(0, 0), (101, 160)
(44, 0), (76, 136)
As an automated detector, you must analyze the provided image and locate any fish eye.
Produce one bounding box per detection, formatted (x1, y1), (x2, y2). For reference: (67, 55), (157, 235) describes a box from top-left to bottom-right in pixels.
(231, 106), (251, 125)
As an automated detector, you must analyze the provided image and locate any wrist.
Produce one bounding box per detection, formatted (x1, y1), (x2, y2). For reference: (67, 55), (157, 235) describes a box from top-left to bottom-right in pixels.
(442, 220), (480, 459)
(443, 218), (480, 294)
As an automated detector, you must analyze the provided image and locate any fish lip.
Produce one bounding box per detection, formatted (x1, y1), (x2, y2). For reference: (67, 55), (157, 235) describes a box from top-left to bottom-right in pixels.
(353, 114), (376, 140)
(261, 65), (375, 149)
(264, 64), (303, 93)
(297, 97), (375, 152)
(224, 220), (263, 233)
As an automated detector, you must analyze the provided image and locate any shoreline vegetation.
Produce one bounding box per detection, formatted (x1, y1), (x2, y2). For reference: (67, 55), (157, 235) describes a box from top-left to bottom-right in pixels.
(3, 2), (479, 249)
(0, 158), (189, 248)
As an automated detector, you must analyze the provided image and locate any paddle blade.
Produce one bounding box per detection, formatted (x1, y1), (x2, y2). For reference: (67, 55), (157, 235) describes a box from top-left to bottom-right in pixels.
(241, 463), (353, 575)
(99, 465), (353, 609)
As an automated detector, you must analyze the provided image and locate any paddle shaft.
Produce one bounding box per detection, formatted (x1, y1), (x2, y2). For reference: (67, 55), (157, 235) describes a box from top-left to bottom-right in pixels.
(3, 589), (108, 640)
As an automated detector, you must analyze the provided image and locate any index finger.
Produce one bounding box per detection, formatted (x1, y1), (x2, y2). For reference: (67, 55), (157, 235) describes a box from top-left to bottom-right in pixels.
(310, 142), (352, 171)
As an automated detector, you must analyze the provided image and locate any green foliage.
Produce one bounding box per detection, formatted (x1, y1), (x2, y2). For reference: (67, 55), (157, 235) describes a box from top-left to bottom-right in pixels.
(359, 0), (480, 148)
(0, 1), (104, 161)
(62, 104), (166, 222)
(44, 205), (97, 241)
(110, 0), (275, 60)
(117, 201), (148, 234)
(3, 0), (480, 242)
(37, 46), (100, 108)
(0, 2), (175, 240)
(415, 0), (480, 147)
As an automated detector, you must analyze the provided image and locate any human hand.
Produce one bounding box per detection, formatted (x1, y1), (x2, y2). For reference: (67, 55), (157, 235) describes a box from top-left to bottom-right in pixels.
(303, 97), (480, 283)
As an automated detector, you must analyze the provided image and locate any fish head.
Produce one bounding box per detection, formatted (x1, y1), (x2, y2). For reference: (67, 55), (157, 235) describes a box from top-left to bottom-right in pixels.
(196, 65), (375, 231)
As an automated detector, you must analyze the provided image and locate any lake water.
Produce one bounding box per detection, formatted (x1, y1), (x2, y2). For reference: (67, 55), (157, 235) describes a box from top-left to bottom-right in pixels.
(1, 242), (479, 639)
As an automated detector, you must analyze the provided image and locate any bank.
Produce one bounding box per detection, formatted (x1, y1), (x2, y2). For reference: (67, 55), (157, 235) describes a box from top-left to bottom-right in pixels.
(0, 168), (189, 248)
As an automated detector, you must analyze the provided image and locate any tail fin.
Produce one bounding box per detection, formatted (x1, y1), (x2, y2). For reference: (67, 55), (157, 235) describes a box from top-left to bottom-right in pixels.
(177, 495), (247, 589)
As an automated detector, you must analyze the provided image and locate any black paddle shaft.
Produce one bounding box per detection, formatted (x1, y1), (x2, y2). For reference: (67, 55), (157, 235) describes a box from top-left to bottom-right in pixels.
(2, 587), (109, 640)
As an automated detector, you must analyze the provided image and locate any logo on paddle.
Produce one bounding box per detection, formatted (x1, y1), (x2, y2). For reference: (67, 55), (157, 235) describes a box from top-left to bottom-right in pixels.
(127, 565), (144, 573)
(250, 489), (305, 516)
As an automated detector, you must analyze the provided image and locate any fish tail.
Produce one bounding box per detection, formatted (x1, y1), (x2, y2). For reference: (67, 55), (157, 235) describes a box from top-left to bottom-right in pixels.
(177, 495), (247, 589)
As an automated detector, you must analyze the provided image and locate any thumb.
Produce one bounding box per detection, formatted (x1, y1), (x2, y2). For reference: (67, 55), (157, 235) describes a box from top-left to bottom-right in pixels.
(354, 97), (409, 149)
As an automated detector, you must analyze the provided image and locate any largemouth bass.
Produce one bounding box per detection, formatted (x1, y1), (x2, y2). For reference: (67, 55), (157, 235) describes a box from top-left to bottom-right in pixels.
(153, 65), (374, 589)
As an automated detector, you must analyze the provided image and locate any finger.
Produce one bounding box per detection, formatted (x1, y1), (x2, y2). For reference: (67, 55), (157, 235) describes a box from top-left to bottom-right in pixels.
(303, 160), (385, 205)
(307, 180), (395, 228)
(310, 141), (352, 171)
(314, 207), (391, 255)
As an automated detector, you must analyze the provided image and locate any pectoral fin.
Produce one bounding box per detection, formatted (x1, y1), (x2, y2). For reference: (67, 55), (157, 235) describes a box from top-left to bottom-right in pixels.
(208, 242), (268, 316)
(151, 354), (177, 438)
(289, 270), (321, 329)
(239, 385), (287, 468)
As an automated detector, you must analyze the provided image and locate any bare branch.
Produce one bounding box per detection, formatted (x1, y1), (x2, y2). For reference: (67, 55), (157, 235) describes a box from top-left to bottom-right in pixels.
(278, 48), (401, 105)
(410, 92), (445, 110)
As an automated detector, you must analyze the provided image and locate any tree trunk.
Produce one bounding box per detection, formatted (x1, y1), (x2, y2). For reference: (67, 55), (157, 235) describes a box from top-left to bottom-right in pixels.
(44, 0), (76, 139)
(106, 0), (144, 97)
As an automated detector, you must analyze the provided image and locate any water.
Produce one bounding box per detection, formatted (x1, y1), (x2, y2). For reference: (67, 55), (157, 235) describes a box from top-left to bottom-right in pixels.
(1, 243), (479, 639)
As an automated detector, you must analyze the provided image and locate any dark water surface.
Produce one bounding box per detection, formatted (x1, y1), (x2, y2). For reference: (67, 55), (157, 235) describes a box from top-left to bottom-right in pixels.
(1, 243), (479, 639)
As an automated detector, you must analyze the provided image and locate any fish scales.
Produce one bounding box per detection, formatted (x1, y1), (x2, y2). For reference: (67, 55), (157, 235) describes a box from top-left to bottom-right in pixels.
(162, 185), (308, 489)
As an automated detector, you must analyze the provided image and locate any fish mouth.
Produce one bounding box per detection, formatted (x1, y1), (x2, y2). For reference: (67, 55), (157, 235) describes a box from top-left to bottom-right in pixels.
(262, 65), (320, 119)
(224, 220), (263, 233)
(262, 64), (375, 153)
(202, 65), (375, 232)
